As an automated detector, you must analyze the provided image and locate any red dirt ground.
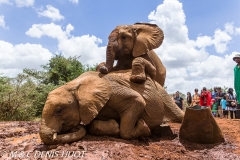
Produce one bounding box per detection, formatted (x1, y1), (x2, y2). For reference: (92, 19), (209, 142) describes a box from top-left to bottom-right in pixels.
(0, 118), (240, 160)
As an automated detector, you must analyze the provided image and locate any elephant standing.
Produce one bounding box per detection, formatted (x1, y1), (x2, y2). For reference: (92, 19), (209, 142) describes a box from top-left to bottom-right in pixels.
(40, 70), (183, 145)
(98, 23), (166, 86)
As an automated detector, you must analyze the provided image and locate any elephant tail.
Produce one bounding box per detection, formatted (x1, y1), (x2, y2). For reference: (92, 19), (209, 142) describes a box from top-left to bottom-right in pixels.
(155, 83), (184, 123)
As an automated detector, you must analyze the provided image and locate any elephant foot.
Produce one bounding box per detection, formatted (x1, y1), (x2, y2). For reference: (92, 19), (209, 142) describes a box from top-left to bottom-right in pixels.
(99, 66), (109, 74)
(121, 119), (151, 139)
(96, 62), (106, 72)
(89, 119), (119, 136)
(130, 65), (146, 83)
(130, 75), (146, 83)
(136, 119), (151, 137)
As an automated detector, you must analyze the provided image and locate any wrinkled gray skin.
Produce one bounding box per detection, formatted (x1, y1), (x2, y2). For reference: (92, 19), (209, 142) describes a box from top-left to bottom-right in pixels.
(40, 71), (183, 145)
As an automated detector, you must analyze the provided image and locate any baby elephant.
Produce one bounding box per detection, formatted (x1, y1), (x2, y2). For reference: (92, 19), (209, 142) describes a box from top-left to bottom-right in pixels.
(40, 70), (183, 145)
(99, 23), (166, 86)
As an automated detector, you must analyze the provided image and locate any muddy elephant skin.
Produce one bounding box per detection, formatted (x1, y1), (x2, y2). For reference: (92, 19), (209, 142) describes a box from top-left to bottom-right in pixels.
(39, 70), (183, 145)
(99, 23), (166, 86)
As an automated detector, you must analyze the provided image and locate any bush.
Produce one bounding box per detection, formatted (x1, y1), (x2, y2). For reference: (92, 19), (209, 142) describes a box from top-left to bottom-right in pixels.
(0, 55), (97, 121)
(0, 74), (37, 121)
(30, 83), (60, 117)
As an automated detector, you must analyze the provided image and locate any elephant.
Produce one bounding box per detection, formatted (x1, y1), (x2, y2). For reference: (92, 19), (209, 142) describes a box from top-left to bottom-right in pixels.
(40, 70), (183, 145)
(99, 22), (166, 86)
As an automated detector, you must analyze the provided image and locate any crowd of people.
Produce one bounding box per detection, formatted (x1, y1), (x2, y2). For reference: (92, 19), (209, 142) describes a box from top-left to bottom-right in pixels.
(173, 87), (239, 119)
(172, 53), (240, 120)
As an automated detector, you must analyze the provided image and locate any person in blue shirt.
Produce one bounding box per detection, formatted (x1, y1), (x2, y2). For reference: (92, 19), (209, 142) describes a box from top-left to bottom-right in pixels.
(220, 96), (228, 118)
(215, 87), (226, 118)
(211, 87), (217, 99)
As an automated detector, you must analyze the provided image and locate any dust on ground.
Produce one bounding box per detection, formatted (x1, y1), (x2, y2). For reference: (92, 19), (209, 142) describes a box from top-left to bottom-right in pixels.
(0, 118), (240, 160)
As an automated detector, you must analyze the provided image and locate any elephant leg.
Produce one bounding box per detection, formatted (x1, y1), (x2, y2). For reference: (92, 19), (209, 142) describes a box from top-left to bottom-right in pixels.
(130, 57), (156, 83)
(120, 108), (151, 139)
(88, 119), (119, 136)
(108, 84), (151, 139)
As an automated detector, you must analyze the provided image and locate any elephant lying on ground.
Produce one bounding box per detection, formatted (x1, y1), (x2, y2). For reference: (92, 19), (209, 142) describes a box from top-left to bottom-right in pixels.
(98, 23), (166, 86)
(40, 70), (183, 145)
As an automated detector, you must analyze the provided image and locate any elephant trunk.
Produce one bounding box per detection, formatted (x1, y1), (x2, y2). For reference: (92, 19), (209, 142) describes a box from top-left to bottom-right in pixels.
(39, 119), (86, 145)
(100, 35), (119, 74)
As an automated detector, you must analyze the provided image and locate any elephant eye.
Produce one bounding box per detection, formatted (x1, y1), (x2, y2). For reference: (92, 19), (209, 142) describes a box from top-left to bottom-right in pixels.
(121, 35), (126, 40)
(55, 107), (62, 115)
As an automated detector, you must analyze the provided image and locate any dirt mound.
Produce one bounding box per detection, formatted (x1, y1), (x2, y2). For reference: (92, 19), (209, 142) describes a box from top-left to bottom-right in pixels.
(0, 119), (240, 160)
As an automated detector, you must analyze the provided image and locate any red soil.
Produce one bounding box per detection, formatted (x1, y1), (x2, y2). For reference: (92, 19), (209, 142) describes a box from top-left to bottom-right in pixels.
(0, 118), (239, 160)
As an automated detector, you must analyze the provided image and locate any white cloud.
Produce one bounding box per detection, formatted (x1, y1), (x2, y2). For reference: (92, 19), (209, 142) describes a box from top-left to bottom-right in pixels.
(26, 23), (67, 39)
(149, 0), (208, 68)
(195, 36), (212, 48)
(212, 28), (232, 54)
(0, 0), (11, 5)
(58, 35), (105, 65)
(26, 23), (105, 65)
(15, 0), (34, 7)
(0, 40), (52, 77)
(235, 27), (240, 35)
(189, 54), (235, 78)
(66, 24), (74, 37)
(225, 23), (234, 35)
(18, 0), (239, 97)
(0, 15), (8, 29)
(211, 23), (240, 54)
(69, 0), (78, 4)
(148, 0), (239, 95)
(148, 0), (188, 44)
(37, 5), (64, 21)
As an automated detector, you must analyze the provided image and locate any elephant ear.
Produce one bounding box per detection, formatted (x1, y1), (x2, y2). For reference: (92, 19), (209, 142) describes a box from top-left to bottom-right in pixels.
(132, 23), (164, 57)
(73, 72), (112, 125)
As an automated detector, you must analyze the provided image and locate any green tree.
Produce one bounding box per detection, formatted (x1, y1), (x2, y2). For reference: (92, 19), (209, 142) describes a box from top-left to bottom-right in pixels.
(222, 86), (228, 93)
(23, 54), (97, 117)
(41, 54), (96, 85)
(1, 55), (97, 120)
(0, 74), (36, 120)
(209, 88), (213, 92)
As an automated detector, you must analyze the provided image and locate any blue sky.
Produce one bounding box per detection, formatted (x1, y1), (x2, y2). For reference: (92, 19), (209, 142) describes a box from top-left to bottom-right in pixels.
(1, 0), (240, 94)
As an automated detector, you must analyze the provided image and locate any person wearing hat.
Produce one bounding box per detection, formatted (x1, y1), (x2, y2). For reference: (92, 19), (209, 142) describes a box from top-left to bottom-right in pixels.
(233, 54), (240, 119)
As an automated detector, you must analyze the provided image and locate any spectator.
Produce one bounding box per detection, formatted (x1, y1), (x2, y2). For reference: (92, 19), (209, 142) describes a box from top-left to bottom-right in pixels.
(233, 54), (240, 119)
(186, 92), (192, 107)
(220, 96), (228, 118)
(210, 98), (215, 110)
(200, 87), (212, 107)
(192, 89), (200, 106)
(211, 99), (218, 117)
(215, 87), (225, 118)
(226, 88), (237, 119)
(211, 87), (217, 99)
(174, 91), (184, 110)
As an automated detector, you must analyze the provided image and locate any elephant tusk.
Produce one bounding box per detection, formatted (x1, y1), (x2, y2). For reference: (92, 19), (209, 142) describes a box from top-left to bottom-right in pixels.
(53, 133), (57, 140)
(80, 121), (84, 125)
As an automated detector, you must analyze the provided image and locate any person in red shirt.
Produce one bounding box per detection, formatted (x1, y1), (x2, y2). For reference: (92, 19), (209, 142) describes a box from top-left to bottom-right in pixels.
(200, 87), (212, 107)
